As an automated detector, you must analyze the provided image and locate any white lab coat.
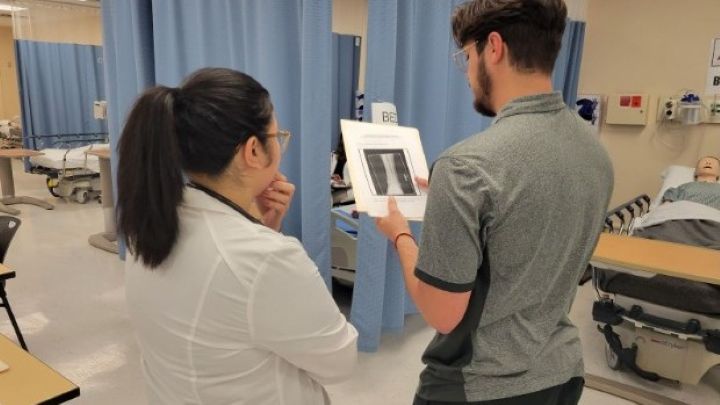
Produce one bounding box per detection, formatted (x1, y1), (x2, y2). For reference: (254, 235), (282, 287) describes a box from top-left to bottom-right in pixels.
(125, 187), (358, 404)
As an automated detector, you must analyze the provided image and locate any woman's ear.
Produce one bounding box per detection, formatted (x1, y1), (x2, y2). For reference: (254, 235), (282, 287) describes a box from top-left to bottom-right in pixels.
(242, 136), (267, 169)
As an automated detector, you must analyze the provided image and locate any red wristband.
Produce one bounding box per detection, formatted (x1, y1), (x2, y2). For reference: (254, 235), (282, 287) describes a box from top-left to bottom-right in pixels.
(393, 232), (415, 250)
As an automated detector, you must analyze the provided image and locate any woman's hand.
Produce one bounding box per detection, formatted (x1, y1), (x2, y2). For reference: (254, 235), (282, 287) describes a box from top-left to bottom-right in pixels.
(257, 173), (295, 232)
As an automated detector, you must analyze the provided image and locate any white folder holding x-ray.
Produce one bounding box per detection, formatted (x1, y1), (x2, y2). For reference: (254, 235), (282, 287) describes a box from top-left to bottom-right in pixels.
(340, 103), (429, 221)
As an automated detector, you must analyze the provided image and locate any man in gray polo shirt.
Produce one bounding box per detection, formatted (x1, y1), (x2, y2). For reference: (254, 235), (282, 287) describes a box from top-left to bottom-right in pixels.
(375, 1), (613, 404)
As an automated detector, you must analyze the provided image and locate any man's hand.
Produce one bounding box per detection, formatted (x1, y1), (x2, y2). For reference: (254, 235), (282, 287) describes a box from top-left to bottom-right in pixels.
(416, 177), (429, 191)
(375, 179), (471, 335)
(257, 173), (295, 232)
(375, 197), (411, 242)
(375, 178), (427, 241)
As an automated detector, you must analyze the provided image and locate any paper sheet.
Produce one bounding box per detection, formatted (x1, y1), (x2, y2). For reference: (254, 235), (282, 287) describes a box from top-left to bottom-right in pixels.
(340, 119), (429, 220)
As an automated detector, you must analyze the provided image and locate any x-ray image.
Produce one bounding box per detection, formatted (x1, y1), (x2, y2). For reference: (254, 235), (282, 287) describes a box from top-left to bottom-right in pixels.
(340, 120), (429, 219)
(362, 149), (417, 196)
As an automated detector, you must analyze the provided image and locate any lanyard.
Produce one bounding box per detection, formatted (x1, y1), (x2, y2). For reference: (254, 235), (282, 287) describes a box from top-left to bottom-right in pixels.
(187, 182), (262, 225)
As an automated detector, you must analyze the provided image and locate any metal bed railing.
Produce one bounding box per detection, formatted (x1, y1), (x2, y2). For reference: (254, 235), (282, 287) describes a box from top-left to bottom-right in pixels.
(603, 194), (651, 235)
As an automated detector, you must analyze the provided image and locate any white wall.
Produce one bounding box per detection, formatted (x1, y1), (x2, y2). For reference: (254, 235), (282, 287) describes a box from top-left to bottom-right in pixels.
(579, 0), (720, 207)
(565, 0), (589, 21)
(0, 26), (20, 118)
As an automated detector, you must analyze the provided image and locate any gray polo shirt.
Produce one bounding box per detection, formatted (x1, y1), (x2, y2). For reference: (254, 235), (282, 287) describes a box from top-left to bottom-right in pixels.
(415, 92), (613, 402)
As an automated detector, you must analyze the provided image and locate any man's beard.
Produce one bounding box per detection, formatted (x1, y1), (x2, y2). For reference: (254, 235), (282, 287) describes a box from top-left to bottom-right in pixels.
(473, 60), (496, 117)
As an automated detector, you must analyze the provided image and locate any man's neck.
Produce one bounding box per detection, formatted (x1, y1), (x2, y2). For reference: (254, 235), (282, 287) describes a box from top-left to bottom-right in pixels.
(491, 72), (554, 113)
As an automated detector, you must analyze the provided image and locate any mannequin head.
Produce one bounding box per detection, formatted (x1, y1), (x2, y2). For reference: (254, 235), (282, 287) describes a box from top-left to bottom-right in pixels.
(694, 156), (720, 182)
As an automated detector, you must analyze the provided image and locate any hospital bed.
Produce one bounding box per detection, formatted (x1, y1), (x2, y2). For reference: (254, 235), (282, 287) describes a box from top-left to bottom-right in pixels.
(330, 149), (359, 285)
(331, 204), (358, 286)
(28, 144), (108, 204)
(590, 165), (720, 387)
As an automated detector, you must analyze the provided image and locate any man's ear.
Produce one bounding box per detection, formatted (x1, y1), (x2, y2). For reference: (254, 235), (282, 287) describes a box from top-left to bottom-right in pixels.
(486, 32), (504, 65)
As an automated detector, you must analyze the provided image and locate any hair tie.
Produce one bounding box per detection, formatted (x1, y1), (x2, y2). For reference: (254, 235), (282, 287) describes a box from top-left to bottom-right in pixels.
(170, 86), (184, 107)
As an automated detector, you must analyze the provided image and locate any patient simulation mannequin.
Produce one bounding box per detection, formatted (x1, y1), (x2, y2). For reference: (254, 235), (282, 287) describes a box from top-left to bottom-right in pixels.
(662, 156), (720, 210)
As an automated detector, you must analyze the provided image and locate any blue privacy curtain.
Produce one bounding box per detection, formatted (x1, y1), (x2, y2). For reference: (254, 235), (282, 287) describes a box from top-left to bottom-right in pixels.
(552, 20), (586, 106)
(102, 1), (333, 283)
(102, 0), (155, 258)
(15, 40), (108, 150)
(354, 0), (586, 351)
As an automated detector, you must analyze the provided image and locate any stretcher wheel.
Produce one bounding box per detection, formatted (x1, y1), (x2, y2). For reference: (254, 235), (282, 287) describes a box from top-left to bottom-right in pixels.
(75, 190), (89, 204)
(46, 178), (60, 197)
(605, 343), (623, 370)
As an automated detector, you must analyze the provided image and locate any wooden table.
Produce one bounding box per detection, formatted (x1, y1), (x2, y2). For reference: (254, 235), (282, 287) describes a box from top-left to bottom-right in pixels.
(587, 234), (720, 404)
(0, 149), (54, 215)
(0, 333), (79, 404)
(591, 233), (720, 285)
(85, 149), (118, 254)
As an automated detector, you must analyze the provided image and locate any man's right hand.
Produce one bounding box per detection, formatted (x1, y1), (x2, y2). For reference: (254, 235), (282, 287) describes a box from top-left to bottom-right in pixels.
(416, 177), (429, 191)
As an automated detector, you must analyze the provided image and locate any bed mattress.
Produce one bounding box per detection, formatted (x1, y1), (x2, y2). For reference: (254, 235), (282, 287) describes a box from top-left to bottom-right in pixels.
(597, 269), (720, 316)
(29, 144), (109, 173)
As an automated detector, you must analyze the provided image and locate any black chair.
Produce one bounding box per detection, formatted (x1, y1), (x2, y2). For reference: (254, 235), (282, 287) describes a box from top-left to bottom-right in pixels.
(0, 215), (26, 350)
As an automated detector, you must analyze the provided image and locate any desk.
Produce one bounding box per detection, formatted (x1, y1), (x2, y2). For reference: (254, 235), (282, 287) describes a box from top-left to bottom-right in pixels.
(0, 333), (79, 404)
(0, 149), (54, 215)
(592, 233), (720, 286)
(85, 149), (118, 254)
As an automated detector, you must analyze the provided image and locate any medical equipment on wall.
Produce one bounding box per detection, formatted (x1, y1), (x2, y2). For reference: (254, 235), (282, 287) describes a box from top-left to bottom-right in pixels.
(93, 101), (107, 120)
(605, 94), (649, 125)
(678, 93), (703, 125)
(708, 94), (720, 124)
(658, 91), (720, 125)
(660, 98), (679, 121)
(659, 92), (702, 125)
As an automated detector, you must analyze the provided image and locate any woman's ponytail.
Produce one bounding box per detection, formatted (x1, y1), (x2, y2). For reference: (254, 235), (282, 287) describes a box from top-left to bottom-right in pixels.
(117, 86), (185, 268)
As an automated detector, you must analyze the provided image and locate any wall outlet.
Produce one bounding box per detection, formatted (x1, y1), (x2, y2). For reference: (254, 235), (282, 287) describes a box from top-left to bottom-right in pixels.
(657, 97), (677, 122)
(708, 101), (720, 124)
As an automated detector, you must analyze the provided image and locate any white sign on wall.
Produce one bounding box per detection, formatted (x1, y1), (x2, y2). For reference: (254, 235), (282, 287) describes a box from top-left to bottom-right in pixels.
(371, 102), (398, 126)
(706, 36), (720, 95)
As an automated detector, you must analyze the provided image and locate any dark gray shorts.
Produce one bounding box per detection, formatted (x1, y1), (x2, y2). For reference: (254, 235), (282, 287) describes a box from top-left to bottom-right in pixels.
(413, 377), (584, 405)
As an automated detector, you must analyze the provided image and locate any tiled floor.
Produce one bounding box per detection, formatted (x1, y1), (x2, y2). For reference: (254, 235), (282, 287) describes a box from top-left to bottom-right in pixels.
(1, 160), (718, 404)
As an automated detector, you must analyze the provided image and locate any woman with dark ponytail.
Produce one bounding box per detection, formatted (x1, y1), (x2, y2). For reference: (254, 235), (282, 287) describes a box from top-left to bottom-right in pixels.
(118, 68), (357, 404)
